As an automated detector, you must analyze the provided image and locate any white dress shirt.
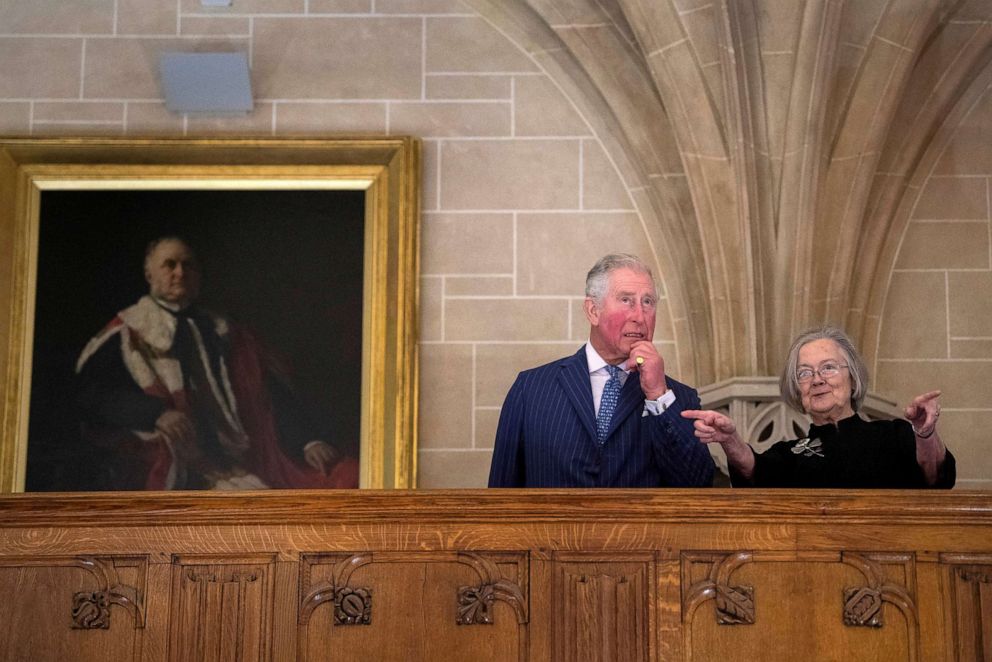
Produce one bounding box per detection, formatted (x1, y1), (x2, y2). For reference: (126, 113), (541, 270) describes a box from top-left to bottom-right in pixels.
(584, 342), (675, 416)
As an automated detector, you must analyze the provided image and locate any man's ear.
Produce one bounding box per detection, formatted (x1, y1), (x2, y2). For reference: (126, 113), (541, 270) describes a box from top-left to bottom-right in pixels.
(583, 297), (599, 325)
(144, 268), (152, 285)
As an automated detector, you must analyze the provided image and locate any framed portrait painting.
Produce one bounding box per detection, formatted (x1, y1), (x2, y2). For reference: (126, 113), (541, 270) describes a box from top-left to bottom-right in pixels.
(0, 137), (420, 491)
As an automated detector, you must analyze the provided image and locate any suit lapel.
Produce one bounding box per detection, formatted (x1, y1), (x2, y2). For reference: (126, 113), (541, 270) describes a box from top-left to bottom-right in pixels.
(605, 370), (644, 440)
(558, 347), (597, 442)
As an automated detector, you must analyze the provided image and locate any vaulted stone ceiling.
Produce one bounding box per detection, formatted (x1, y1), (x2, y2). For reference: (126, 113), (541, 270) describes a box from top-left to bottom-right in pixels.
(465, 0), (992, 385)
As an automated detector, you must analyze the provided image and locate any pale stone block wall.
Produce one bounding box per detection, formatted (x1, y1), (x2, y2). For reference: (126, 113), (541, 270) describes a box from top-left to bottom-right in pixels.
(877, 89), (992, 490)
(0, 0), (660, 488)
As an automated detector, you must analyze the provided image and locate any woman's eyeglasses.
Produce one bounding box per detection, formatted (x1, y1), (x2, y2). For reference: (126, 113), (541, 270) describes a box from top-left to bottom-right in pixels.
(797, 363), (849, 382)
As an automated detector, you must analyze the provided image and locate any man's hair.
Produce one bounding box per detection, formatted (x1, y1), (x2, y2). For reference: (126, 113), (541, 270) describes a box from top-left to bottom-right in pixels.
(779, 325), (869, 414)
(144, 236), (197, 271)
(585, 253), (655, 304)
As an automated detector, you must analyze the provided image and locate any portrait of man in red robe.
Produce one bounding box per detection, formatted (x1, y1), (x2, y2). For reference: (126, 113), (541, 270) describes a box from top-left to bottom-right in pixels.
(25, 190), (363, 491)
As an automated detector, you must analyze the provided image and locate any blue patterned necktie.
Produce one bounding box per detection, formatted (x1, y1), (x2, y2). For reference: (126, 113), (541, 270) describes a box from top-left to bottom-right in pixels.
(596, 364), (623, 444)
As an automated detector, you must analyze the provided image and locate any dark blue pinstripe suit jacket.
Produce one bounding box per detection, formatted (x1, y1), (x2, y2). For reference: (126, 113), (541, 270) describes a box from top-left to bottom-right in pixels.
(488, 346), (715, 487)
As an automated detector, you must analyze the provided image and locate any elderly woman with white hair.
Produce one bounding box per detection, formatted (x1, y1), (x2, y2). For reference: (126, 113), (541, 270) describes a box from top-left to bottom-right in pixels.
(682, 326), (955, 488)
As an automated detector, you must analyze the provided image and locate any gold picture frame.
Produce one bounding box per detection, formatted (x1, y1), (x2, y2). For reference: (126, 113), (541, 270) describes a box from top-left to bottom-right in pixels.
(0, 137), (419, 491)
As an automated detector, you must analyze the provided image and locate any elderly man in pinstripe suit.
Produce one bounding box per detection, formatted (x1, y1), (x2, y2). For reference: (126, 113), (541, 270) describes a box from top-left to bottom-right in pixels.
(488, 254), (714, 488)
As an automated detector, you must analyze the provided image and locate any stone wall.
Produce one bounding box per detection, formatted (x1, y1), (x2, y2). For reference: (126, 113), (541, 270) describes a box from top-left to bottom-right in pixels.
(876, 92), (992, 489)
(1, 0), (989, 488)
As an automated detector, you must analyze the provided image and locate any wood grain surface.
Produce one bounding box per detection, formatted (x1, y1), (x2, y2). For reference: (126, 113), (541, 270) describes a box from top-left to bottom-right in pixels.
(1, 489), (989, 661)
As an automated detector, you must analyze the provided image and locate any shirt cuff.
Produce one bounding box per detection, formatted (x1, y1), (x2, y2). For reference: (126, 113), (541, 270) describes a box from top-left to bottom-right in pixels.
(643, 389), (676, 415)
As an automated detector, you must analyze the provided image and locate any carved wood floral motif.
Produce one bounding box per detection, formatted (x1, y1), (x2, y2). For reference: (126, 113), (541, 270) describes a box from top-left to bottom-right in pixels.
(70, 556), (146, 630)
(457, 584), (496, 625)
(841, 553), (917, 631)
(299, 554), (374, 627)
(455, 552), (528, 626)
(714, 583), (755, 625)
(334, 586), (372, 626)
(683, 551), (755, 625)
(72, 590), (113, 629)
(842, 586), (883, 627)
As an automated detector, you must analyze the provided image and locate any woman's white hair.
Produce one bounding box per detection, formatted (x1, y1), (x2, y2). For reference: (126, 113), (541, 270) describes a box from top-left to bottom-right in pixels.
(779, 325), (869, 414)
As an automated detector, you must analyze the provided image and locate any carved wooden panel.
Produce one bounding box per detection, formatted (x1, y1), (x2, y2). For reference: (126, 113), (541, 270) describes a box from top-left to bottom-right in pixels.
(941, 554), (992, 661)
(0, 555), (146, 662)
(297, 551), (528, 662)
(552, 552), (653, 662)
(71, 556), (147, 630)
(841, 552), (918, 634)
(168, 554), (275, 662)
(456, 552), (528, 626)
(681, 551), (918, 662)
(299, 553), (374, 627)
(683, 551), (755, 625)
(0, 491), (990, 662)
